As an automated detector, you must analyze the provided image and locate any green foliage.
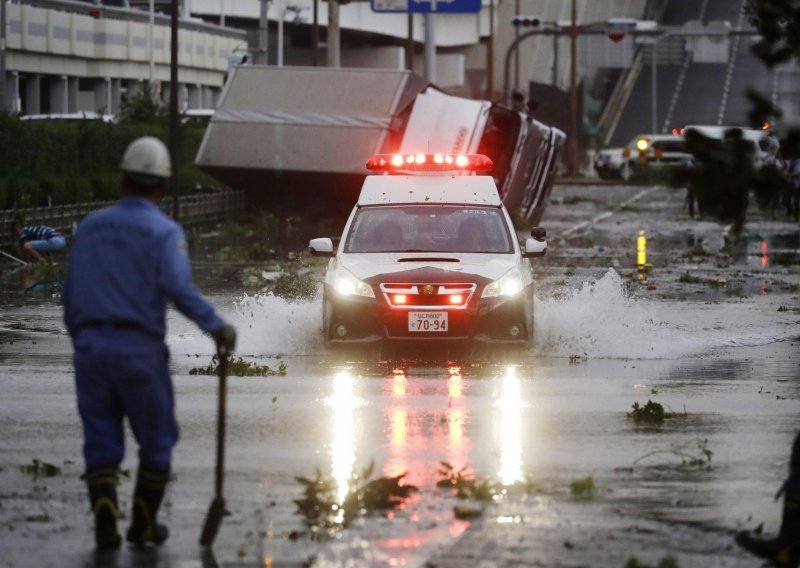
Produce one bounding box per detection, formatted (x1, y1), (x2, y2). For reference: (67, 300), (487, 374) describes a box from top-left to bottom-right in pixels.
(678, 272), (703, 284)
(271, 271), (319, 301)
(746, 1), (800, 67)
(19, 459), (62, 479)
(435, 462), (535, 501)
(627, 400), (666, 424)
(436, 462), (493, 501)
(117, 88), (166, 126)
(569, 476), (596, 499)
(624, 556), (679, 568)
(0, 113), (216, 209)
(633, 438), (714, 470)
(294, 462), (418, 530)
(189, 355), (287, 377)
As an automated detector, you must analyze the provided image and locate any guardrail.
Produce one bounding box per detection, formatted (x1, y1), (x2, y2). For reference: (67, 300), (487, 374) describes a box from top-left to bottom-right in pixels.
(15, 0), (246, 40)
(1, 190), (244, 248)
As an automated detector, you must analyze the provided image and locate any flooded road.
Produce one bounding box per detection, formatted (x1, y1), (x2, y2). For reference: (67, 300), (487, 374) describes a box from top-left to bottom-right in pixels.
(1, 183), (799, 567)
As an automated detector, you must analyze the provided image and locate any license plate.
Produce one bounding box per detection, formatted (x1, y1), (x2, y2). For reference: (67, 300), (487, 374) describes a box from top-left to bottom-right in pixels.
(408, 311), (448, 332)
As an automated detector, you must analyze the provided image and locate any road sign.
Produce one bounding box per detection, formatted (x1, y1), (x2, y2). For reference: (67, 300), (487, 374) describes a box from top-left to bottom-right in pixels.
(371, 0), (481, 14)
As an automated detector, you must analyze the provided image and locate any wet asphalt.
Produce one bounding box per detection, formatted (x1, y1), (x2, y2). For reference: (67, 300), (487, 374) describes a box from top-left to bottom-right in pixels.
(0, 182), (799, 567)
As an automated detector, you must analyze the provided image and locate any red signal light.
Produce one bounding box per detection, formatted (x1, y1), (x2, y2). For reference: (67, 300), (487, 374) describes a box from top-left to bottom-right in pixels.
(449, 294), (464, 305)
(366, 153), (494, 172)
(393, 294), (408, 305)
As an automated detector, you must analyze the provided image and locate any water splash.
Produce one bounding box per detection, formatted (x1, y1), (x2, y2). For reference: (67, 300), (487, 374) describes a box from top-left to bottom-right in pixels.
(533, 269), (795, 360)
(167, 291), (324, 357)
(166, 270), (796, 361)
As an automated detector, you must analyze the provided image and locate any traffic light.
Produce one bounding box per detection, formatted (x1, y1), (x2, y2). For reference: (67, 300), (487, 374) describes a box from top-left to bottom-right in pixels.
(511, 15), (541, 27)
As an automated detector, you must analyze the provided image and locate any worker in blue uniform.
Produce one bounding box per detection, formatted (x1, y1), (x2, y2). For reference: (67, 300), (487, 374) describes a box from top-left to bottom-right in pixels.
(63, 136), (237, 550)
(736, 431), (800, 567)
(10, 222), (67, 262)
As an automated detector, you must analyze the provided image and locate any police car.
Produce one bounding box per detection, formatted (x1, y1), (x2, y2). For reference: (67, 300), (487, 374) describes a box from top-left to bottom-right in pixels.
(308, 153), (547, 351)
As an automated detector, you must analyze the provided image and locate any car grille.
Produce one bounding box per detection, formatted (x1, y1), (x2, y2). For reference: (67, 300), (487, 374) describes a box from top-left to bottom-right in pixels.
(379, 283), (477, 309)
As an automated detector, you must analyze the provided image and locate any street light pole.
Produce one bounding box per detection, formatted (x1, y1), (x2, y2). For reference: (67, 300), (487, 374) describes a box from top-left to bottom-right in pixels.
(0, 0), (7, 112)
(424, 13), (435, 82)
(568, 0), (578, 177)
(170, 0), (179, 219)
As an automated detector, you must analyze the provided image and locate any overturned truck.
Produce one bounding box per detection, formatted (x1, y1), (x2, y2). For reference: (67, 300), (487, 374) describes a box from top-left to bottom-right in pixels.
(196, 66), (564, 224)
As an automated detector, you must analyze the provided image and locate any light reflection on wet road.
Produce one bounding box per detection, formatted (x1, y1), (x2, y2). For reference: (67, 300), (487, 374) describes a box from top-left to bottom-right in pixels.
(1, 183), (799, 567)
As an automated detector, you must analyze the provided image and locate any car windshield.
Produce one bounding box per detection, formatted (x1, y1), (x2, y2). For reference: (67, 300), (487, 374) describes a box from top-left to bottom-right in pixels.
(345, 205), (513, 254)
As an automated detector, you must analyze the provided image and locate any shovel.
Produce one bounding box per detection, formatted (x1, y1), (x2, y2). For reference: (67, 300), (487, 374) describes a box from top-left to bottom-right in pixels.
(199, 347), (230, 547)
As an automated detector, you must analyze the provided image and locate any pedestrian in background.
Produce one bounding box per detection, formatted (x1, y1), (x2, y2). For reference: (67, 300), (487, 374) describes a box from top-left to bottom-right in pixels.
(9, 221), (67, 263)
(737, 432), (799, 567)
(787, 156), (800, 221)
(63, 136), (237, 549)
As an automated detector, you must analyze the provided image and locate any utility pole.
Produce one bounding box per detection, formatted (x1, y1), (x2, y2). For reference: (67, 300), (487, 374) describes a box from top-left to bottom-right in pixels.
(258, 0), (269, 64)
(0, 0), (7, 112)
(406, 14), (413, 71)
(568, 0), (578, 177)
(170, 0), (180, 219)
(149, 0), (155, 92)
(312, 0), (319, 66)
(327, 0), (340, 67)
(513, 0), (519, 90)
(424, 13), (435, 82)
(484, 0), (493, 98)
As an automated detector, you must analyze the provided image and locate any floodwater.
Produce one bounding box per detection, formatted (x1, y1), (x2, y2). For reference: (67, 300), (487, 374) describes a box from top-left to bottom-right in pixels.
(0, 183), (799, 567)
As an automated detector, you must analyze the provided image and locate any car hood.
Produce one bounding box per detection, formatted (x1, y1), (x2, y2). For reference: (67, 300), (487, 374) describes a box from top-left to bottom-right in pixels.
(339, 253), (518, 282)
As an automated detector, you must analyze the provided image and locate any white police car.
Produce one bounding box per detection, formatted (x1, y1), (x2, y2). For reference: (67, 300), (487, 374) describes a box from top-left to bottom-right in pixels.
(309, 153), (547, 351)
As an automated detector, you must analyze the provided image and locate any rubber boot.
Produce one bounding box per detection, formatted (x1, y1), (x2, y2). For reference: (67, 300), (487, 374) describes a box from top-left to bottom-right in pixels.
(85, 468), (121, 550)
(736, 492), (800, 568)
(126, 467), (170, 546)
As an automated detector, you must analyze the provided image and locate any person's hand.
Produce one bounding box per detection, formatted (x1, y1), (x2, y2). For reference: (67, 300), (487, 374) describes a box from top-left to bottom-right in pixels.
(213, 322), (237, 356)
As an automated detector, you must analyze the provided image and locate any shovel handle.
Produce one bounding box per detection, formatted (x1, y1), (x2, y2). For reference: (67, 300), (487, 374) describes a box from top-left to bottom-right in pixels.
(214, 350), (228, 500)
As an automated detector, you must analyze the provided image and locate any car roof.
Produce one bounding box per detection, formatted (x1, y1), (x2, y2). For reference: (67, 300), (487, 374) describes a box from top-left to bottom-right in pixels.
(357, 175), (502, 206)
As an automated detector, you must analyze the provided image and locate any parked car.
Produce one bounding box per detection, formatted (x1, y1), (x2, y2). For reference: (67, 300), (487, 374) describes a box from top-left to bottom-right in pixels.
(595, 134), (692, 180)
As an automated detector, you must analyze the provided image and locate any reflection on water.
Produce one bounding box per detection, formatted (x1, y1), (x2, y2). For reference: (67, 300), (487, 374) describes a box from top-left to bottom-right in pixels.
(497, 366), (524, 485)
(330, 369), (357, 521)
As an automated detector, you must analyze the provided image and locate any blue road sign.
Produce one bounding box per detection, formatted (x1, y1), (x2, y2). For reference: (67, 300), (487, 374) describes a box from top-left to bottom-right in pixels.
(371, 0), (482, 14)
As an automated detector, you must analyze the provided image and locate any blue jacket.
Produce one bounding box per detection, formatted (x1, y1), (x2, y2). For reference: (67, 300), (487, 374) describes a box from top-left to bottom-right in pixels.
(63, 197), (223, 341)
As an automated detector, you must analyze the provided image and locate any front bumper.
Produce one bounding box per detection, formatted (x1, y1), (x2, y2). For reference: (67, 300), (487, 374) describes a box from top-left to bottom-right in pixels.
(324, 286), (533, 347)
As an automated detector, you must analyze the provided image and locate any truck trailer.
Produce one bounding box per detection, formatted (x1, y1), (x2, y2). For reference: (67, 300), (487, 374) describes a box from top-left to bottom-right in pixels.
(195, 66), (564, 224)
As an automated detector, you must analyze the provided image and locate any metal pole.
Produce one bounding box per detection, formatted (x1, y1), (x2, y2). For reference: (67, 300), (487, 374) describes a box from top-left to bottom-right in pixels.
(503, 29), (549, 104)
(651, 38), (657, 134)
(258, 0), (268, 64)
(220, 0), (225, 27)
(0, 0), (7, 112)
(312, 0), (318, 66)
(568, 0), (578, 177)
(327, 0), (340, 67)
(170, 0), (179, 219)
(513, 0), (519, 90)
(406, 13), (413, 71)
(485, 0), (493, 99)
(424, 13), (435, 83)
(552, 32), (558, 86)
(149, 0), (155, 91)
(277, 0), (284, 66)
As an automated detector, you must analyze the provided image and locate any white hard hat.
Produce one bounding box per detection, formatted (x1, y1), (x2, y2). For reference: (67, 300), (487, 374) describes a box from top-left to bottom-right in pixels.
(120, 136), (172, 179)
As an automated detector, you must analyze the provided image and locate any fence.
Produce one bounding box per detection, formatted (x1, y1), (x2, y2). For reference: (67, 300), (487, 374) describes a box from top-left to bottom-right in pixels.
(1, 190), (244, 247)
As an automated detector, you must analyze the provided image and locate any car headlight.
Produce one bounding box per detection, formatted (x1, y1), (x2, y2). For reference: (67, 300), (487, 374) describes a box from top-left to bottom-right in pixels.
(481, 270), (523, 298)
(333, 268), (375, 298)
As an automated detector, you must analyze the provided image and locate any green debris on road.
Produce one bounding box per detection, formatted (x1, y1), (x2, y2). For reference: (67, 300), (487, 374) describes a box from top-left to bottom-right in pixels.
(19, 459), (62, 479)
(189, 355), (287, 377)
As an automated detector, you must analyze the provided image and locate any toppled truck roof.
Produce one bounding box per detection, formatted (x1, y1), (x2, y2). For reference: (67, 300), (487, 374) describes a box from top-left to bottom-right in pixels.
(357, 175), (502, 207)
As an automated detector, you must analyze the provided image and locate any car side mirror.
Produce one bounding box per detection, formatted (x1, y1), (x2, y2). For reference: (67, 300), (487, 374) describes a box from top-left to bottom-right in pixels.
(522, 237), (547, 258)
(309, 237), (335, 257)
(530, 227), (546, 240)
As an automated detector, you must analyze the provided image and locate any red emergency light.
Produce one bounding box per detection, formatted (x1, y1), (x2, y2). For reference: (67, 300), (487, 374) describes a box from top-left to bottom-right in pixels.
(366, 153), (494, 172)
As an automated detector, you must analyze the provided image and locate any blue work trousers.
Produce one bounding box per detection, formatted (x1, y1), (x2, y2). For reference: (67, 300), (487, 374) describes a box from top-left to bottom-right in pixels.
(74, 328), (178, 472)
